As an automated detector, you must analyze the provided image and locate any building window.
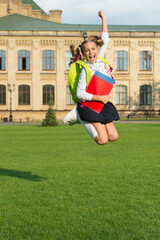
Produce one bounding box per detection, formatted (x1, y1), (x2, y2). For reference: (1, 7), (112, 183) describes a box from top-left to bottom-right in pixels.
(43, 85), (55, 105)
(115, 51), (128, 71)
(42, 50), (55, 70)
(140, 51), (152, 71)
(140, 85), (152, 105)
(19, 85), (30, 105)
(0, 85), (6, 105)
(67, 85), (74, 105)
(66, 51), (72, 70)
(0, 50), (6, 71)
(18, 50), (30, 71)
(116, 85), (127, 105)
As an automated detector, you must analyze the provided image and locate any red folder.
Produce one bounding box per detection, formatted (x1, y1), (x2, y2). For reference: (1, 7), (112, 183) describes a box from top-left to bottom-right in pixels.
(80, 71), (115, 113)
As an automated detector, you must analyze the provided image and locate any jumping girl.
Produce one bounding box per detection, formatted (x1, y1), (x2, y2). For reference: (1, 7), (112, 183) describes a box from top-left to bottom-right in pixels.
(64, 10), (119, 145)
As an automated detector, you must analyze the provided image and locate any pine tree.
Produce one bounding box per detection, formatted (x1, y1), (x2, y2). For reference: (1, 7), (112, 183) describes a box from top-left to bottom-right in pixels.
(42, 94), (58, 127)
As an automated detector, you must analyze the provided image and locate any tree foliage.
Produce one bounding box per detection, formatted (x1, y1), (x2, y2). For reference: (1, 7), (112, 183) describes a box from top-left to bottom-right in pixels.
(42, 95), (58, 127)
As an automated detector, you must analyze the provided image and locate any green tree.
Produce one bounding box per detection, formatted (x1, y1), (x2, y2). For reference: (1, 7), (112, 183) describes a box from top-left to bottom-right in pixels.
(42, 95), (58, 127)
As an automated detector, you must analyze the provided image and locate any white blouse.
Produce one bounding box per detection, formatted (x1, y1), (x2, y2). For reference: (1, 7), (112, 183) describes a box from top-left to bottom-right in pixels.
(76, 32), (110, 102)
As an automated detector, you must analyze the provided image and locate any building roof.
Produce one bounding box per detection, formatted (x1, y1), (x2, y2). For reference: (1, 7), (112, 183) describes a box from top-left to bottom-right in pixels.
(0, 14), (160, 32)
(22, 0), (47, 15)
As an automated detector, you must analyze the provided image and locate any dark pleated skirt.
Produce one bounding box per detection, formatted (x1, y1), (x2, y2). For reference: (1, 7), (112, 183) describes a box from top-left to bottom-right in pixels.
(77, 101), (120, 124)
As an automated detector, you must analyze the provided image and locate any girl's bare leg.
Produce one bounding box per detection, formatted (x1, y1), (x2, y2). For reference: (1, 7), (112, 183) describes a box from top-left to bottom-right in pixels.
(105, 122), (119, 142)
(92, 122), (119, 145)
(92, 122), (109, 145)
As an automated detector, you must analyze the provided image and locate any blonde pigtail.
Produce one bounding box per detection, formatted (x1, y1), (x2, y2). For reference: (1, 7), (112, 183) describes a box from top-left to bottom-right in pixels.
(69, 45), (81, 66)
(96, 38), (104, 47)
(88, 35), (104, 47)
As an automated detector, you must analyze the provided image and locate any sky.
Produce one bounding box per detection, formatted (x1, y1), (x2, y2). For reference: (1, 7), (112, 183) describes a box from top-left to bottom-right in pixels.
(34, 0), (160, 25)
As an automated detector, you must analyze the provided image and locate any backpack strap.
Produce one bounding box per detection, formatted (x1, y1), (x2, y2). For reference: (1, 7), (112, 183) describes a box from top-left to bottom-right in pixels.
(76, 57), (114, 86)
(98, 57), (112, 68)
(76, 60), (91, 86)
(98, 57), (114, 79)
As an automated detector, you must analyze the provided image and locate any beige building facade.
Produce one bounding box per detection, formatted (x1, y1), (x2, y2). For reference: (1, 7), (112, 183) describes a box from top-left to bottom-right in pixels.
(0, 0), (160, 122)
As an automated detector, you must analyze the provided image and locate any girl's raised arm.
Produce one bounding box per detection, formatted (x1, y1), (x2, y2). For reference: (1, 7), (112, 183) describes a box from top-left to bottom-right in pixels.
(98, 10), (108, 33)
(98, 10), (109, 57)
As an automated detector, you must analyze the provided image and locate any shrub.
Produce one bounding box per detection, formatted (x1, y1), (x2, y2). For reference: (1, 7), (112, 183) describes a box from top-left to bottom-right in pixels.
(42, 95), (58, 127)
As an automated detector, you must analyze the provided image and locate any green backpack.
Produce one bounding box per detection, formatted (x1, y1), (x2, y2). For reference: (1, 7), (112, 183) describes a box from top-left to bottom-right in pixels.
(68, 57), (112, 103)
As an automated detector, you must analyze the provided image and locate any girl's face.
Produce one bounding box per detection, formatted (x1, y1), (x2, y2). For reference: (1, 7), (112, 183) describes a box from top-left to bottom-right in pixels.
(82, 41), (98, 64)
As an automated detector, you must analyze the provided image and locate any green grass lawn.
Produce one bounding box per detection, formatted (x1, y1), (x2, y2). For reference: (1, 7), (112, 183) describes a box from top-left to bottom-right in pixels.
(0, 123), (159, 240)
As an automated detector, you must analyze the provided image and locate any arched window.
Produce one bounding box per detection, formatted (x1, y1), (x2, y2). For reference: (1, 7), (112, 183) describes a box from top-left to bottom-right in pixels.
(116, 85), (127, 105)
(42, 50), (55, 70)
(66, 85), (74, 105)
(140, 85), (152, 105)
(0, 50), (6, 71)
(66, 51), (72, 70)
(0, 85), (6, 105)
(43, 85), (55, 105)
(140, 51), (152, 71)
(18, 85), (30, 105)
(18, 50), (30, 71)
(115, 51), (128, 71)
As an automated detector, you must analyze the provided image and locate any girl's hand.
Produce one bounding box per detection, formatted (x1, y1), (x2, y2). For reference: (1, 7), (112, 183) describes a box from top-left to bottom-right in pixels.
(98, 10), (107, 32)
(92, 94), (110, 104)
(100, 95), (110, 104)
(98, 10), (106, 20)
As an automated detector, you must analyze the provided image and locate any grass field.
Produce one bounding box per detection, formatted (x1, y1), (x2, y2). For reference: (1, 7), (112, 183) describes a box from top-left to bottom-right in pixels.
(0, 123), (159, 240)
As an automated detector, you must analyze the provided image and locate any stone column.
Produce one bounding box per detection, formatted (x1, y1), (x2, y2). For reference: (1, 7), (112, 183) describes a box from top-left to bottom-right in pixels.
(56, 39), (66, 110)
(154, 41), (160, 111)
(8, 39), (16, 110)
(129, 41), (139, 110)
(32, 40), (41, 110)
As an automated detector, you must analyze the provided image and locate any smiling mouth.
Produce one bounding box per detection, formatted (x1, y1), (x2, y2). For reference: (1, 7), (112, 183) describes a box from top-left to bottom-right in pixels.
(89, 55), (95, 61)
